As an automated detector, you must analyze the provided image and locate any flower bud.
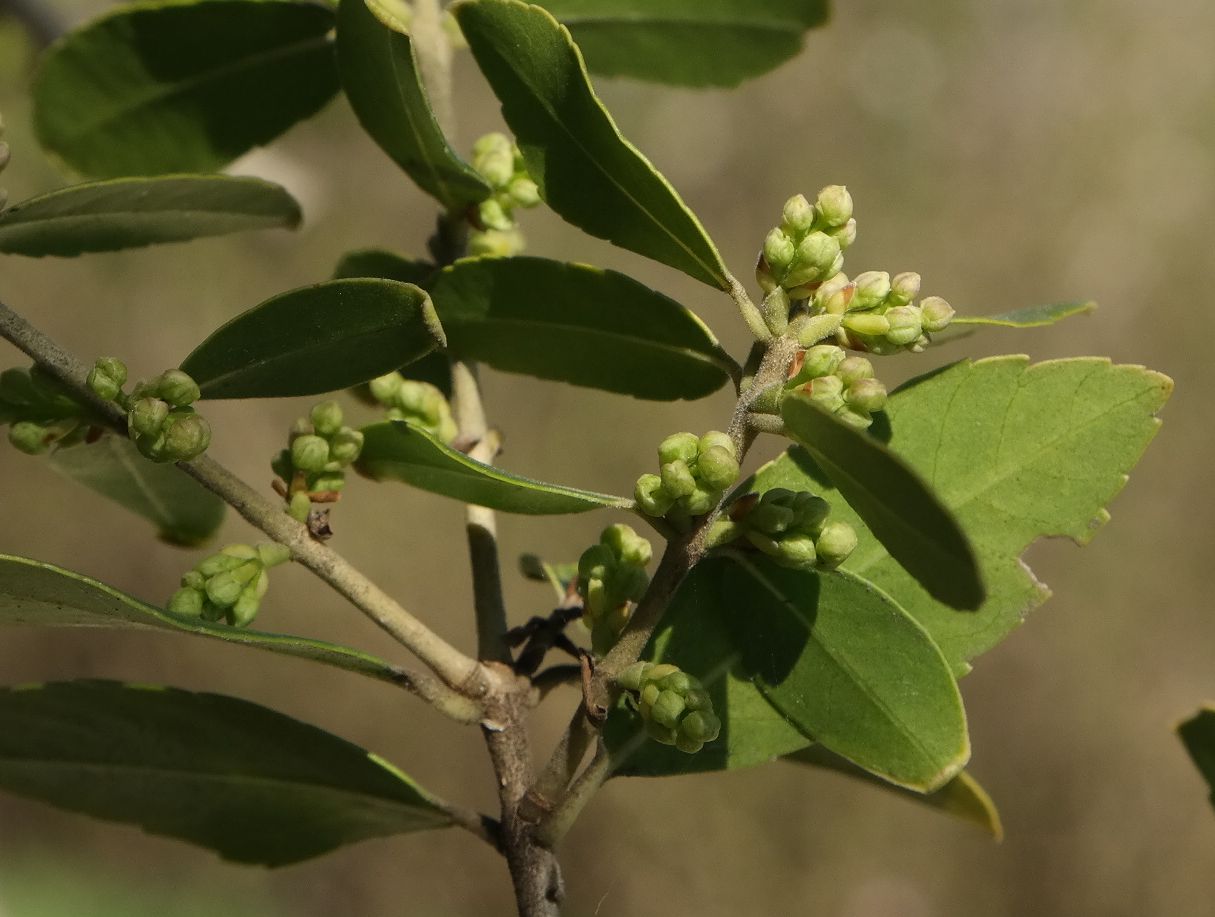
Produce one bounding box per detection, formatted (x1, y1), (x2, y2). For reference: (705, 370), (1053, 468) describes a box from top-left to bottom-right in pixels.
(329, 428), (364, 465)
(680, 710), (721, 745)
(814, 185), (853, 228)
(658, 431), (699, 466)
(507, 176), (540, 208)
(197, 552), (246, 576)
(836, 356), (874, 386)
(578, 543), (614, 583)
(791, 492), (831, 534)
(851, 271), (891, 312)
(888, 271), (921, 307)
(468, 227), (525, 258)
(799, 344), (845, 381)
(8, 421), (51, 454)
(161, 411), (211, 461)
(616, 662), (651, 692)
(845, 378), (888, 413)
(776, 533), (818, 569)
(749, 501), (795, 535)
(472, 133), (516, 186)
(288, 491), (311, 522)
(128, 397), (168, 437)
(660, 460), (697, 499)
(797, 312), (843, 348)
(656, 670), (694, 694)
(680, 485), (717, 516)
(695, 445), (740, 492)
(257, 543), (291, 568)
(87, 357), (127, 401)
(762, 228), (796, 272)
(806, 375), (846, 412)
(311, 473), (345, 493)
(167, 586), (205, 617)
(781, 194), (816, 234)
(884, 305), (923, 346)
(635, 474), (674, 517)
(369, 372), (403, 404)
(603, 523), (652, 567)
(477, 198), (513, 232)
(828, 218), (858, 250)
(816, 521), (859, 567)
(156, 370), (200, 407)
(310, 400), (344, 436)
(843, 313), (891, 336)
(649, 690), (686, 730)
(920, 296), (955, 332)
(698, 431), (735, 458)
(786, 232), (841, 287)
(205, 569), (248, 608)
(291, 434), (330, 473)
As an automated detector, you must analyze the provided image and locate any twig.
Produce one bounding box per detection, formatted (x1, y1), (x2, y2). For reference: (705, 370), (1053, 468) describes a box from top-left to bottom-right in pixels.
(535, 743), (611, 849)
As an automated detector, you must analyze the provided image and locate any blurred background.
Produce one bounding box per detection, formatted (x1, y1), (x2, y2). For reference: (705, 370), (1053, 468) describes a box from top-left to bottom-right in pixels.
(0, 0), (1211, 914)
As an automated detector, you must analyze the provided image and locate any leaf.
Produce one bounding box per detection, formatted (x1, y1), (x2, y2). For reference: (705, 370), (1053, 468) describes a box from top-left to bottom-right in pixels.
(0, 681), (451, 864)
(1179, 707), (1215, 810)
(780, 392), (984, 611)
(531, 0), (829, 88)
(0, 175), (300, 257)
(785, 746), (1003, 840)
(454, 0), (731, 289)
(332, 248), (435, 285)
(0, 554), (407, 687)
(429, 257), (734, 400)
(336, 0), (491, 209)
(49, 435), (225, 546)
(181, 279), (445, 399)
(952, 301), (1096, 329)
(752, 356), (1172, 674)
(357, 420), (632, 514)
(33, 0), (341, 178)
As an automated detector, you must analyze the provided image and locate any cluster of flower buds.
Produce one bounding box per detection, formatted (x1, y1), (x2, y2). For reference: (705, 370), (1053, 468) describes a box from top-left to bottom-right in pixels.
(271, 400), (364, 523)
(576, 524), (652, 654)
(785, 346), (888, 430)
(806, 270), (955, 354)
(96, 363), (212, 463)
(468, 132), (540, 257)
(724, 488), (858, 570)
(616, 662), (722, 754)
(0, 113), (10, 211)
(167, 542), (291, 627)
(634, 431), (741, 524)
(0, 364), (89, 454)
(757, 186), (854, 300)
(368, 372), (457, 443)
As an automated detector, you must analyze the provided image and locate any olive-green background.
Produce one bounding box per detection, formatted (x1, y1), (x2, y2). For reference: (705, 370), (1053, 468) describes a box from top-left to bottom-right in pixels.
(0, 1), (1211, 914)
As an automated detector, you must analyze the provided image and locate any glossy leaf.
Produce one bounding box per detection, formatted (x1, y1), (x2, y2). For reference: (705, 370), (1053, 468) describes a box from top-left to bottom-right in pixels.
(1179, 707), (1215, 810)
(429, 257), (734, 399)
(33, 0), (340, 178)
(531, 0), (829, 87)
(49, 435), (224, 546)
(0, 554), (407, 686)
(0, 681), (450, 864)
(337, 0), (490, 208)
(454, 0), (731, 289)
(357, 420), (631, 514)
(952, 301), (1096, 329)
(752, 357), (1171, 673)
(181, 279), (445, 399)
(785, 746), (1003, 840)
(0, 175), (300, 257)
(781, 392), (984, 611)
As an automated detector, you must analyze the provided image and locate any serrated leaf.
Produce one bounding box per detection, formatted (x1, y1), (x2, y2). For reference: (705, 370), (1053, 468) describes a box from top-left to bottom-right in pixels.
(952, 301), (1096, 329)
(0, 555), (407, 686)
(33, 0), (340, 178)
(531, 0), (829, 87)
(752, 356), (1172, 673)
(1179, 707), (1215, 810)
(337, 0), (491, 209)
(0, 175), (300, 257)
(454, 0), (730, 289)
(429, 257), (733, 400)
(0, 681), (450, 864)
(181, 279), (445, 399)
(785, 746), (1002, 839)
(357, 420), (631, 514)
(780, 392), (984, 611)
(49, 435), (224, 546)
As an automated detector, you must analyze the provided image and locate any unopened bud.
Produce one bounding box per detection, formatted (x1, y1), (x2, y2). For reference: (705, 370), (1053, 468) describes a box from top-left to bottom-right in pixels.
(87, 357), (127, 401)
(681, 485), (717, 516)
(815, 273), (855, 315)
(167, 586), (205, 617)
(799, 344), (846, 381)
(836, 356), (874, 386)
(156, 370), (200, 407)
(310, 400), (343, 436)
(781, 194), (816, 234)
(763, 228), (796, 272)
(786, 232), (841, 287)
(843, 312), (891, 337)
(161, 411), (211, 460)
(888, 271), (921, 307)
(128, 397), (168, 437)
(507, 176), (540, 208)
(920, 296), (955, 332)
(8, 421), (50, 454)
(845, 378), (888, 413)
(814, 185), (853, 228)
(807, 374), (846, 411)
(776, 533), (818, 569)
(329, 428), (364, 465)
(291, 434), (330, 473)
(369, 372), (403, 404)
(468, 227), (525, 258)
(698, 431), (735, 457)
(695, 445), (740, 492)
(658, 431), (699, 466)
(477, 197), (513, 232)
(851, 271), (891, 311)
(660, 460), (697, 499)
(635, 474), (674, 517)
(884, 305), (923, 346)
(828, 218), (858, 250)
(816, 521), (859, 567)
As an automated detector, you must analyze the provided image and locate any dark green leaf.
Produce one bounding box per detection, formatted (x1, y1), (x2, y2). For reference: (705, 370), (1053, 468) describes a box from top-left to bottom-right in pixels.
(357, 420), (631, 514)
(753, 357), (1172, 673)
(337, 0), (491, 208)
(0, 554), (407, 686)
(0, 175), (300, 257)
(531, 0), (829, 87)
(785, 746), (1003, 839)
(0, 681), (450, 864)
(720, 556), (968, 791)
(952, 301), (1096, 329)
(454, 0), (730, 289)
(780, 392), (984, 611)
(181, 279), (445, 399)
(33, 0), (340, 178)
(50, 435), (224, 546)
(429, 257), (733, 399)
(1179, 707), (1215, 810)
(332, 248), (435, 285)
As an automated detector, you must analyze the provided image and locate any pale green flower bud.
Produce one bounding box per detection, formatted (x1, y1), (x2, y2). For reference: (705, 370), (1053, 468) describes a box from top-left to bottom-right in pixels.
(656, 670), (694, 694)
(310, 400), (343, 436)
(698, 431), (735, 457)
(156, 370), (200, 407)
(635, 474), (674, 517)
(681, 485), (717, 516)
(197, 552), (246, 576)
(680, 710), (721, 744)
(161, 411), (211, 461)
(288, 491), (311, 522)
(220, 544), (259, 561)
(776, 533), (818, 569)
(920, 296), (956, 332)
(329, 428), (364, 465)
(369, 372), (403, 404)
(616, 662), (651, 692)
(660, 460), (697, 499)
(845, 378), (888, 413)
(181, 570), (206, 589)
(790, 492), (831, 534)
(814, 185), (853, 228)
(749, 501), (795, 534)
(781, 193), (816, 234)
(800, 344), (846, 380)
(168, 586), (204, 617)
(477, 197), (513, 232)
(851, 271), (892, 312)
(884, 305), (923, 346)
(828, 218), (857, 250)
(763, 228), (796, 272)
(578, 544), (613, 585)
(87, 357), (127, 401)
(311, 473), (345, 493)
(836, 356), (874, 386)
(695, 445), (740, 492)
(843, 312), (891, 336)
(128, 397), (169, 437)
(797, 312), (843, 347)
(816, 521), (859, 567)
(291, 434), (330, 473)
(257, 543), (291, 568)
(468, 227), (525, 258)
(786, 232), (841, 287)
(815, 276), (855, 316)
(507, 176), (540, 208)
(8, 421), (50, 454)
(807, 375), (846, 412)
(650, 690), (686, 730)
(658, 431), (699, 466)
(472, 133), (515, 186)
(888, 271), (922, 307)
(602, 523), (652, 567)
(205, 568), (249, 607)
